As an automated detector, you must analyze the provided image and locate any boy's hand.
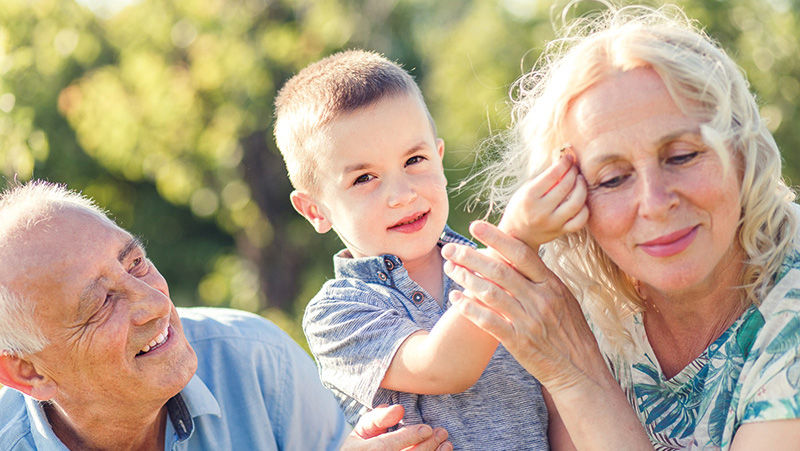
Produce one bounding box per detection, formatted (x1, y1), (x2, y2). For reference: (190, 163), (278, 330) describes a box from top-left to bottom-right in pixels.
(498, 151), (589, 248)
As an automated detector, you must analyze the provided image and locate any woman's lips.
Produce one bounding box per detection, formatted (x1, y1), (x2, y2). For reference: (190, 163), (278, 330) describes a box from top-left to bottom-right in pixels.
(389, 211), (429, 233)
(639, 226), (699, 257)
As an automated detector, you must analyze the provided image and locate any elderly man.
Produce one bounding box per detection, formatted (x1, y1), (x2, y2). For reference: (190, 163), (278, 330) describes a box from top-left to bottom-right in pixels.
(0, 181), (449, 450)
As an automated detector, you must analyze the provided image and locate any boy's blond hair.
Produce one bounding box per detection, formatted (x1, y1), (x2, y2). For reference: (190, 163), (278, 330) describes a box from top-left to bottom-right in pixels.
(274, 49), (434, 192)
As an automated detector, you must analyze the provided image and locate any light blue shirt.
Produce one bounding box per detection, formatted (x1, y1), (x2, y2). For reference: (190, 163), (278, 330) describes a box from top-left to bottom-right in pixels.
(0, 307), (350, 450)
(304, 226), (549, 450)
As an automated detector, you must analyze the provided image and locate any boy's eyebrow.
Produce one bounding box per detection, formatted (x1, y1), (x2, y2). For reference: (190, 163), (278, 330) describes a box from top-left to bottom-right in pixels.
(403, 141), (429, 156)
(343, 162), (370, 174)
(342, 141), (431, 174)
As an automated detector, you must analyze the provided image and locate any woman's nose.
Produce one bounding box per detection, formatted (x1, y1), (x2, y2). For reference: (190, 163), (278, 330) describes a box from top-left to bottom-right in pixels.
(637, 168), (678, 220)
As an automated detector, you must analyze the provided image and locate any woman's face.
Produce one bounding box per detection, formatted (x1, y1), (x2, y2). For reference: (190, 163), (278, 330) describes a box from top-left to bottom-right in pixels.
(564, 67), (743, 298)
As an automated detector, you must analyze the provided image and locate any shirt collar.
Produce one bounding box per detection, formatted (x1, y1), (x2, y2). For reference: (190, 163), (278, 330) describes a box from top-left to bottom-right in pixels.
(23, 374), (221, 449)
(166, 374), (221, 443)
(332, 225), (474, 281)
(25, 396), (69, 451)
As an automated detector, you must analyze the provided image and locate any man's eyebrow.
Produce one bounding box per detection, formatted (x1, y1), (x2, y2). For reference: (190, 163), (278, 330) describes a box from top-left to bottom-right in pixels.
(76, 237), (146, 320)
(118, 236), (145, 262)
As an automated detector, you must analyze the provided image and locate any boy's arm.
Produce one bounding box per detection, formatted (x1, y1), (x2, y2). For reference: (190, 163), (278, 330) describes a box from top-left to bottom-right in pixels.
(380, 303), (498, 394)
(379, 154), (590, 395)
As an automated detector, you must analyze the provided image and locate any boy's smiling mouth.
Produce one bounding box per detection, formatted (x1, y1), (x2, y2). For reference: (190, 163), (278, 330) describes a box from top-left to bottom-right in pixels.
(389, 210), (430, 233)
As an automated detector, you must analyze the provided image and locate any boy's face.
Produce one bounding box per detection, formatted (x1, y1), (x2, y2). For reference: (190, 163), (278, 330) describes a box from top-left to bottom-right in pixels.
(296, 92), (448, 267)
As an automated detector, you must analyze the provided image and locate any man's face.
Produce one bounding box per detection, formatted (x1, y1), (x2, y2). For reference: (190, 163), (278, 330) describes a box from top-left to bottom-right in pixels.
(4, 208), (197, 409)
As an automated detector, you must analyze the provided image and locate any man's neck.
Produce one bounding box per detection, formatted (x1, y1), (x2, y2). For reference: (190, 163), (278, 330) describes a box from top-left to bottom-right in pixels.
(45, 400), (168, 451)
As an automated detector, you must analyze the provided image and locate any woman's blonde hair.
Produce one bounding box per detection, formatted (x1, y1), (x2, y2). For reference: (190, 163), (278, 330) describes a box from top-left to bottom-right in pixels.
(479, 3), (797, 352)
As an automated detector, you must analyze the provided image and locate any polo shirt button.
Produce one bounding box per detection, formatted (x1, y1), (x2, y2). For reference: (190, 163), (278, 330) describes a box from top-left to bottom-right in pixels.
(377, 271), (388, 282)
(411, 291), (424, 305)
(384, 257), (394, 271)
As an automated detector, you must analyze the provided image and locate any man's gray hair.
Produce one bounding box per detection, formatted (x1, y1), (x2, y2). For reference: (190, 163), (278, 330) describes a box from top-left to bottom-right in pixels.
(0, 180), (112, 356)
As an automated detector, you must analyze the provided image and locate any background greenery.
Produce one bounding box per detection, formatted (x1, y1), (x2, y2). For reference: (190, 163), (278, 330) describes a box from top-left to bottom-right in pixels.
(2, 0), (798, 350)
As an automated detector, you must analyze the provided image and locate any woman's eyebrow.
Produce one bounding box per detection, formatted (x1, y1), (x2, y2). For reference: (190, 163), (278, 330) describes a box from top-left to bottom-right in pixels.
(655, 127), (702, 148)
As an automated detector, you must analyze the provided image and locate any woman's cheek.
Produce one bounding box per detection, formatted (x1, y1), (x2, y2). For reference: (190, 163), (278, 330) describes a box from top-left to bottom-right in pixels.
(586, 191), (631, 243)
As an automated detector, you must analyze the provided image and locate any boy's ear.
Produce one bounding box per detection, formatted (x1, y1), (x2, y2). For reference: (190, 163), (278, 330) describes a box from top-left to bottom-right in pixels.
(0, 352), (57, 400)
(436, 138), (445, 160)
(290, 190), (332, 234)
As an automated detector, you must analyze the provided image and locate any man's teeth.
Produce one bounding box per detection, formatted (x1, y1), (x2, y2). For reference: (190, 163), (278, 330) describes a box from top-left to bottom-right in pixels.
(139, 326), (169, 355)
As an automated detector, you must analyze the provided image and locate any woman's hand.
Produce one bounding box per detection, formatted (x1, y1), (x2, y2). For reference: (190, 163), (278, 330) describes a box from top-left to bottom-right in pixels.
(441, 220), (602, 394)
(441, 220), (652, 449)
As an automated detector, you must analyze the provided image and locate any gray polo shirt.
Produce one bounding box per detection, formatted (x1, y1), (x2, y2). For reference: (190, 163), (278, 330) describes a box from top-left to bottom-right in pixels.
(303, 226), (548, 450)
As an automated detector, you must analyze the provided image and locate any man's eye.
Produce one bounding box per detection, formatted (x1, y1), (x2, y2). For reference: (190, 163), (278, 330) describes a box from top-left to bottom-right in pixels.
(666, 151), (699, 165)
(130, 256), (149, 276)
(353, 174), (374, 185)
(405, 156), (426, 166)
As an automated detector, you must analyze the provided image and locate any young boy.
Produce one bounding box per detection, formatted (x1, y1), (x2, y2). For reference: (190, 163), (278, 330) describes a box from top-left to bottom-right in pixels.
(273, 50), (585, 449)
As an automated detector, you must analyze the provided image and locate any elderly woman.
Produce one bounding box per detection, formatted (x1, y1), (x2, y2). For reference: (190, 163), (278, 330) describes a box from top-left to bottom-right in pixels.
(441, 4), (800, 450)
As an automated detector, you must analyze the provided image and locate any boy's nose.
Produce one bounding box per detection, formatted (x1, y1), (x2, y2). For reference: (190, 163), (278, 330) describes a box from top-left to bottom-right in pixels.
(387, 183), (418, 208)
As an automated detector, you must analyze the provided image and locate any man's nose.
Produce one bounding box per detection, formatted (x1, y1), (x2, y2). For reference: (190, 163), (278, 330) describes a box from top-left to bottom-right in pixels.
(128, 271), (172, 325)
(636, 167), (678, 220)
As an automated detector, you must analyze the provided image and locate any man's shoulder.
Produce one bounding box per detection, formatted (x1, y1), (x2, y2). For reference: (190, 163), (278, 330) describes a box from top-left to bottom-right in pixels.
(0, 388), (35, 450)
(178, 307), (292, 348)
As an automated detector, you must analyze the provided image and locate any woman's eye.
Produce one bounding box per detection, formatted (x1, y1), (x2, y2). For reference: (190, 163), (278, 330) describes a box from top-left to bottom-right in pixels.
(405, 155), (426, 166)
(666, 151), (699, 165)
(353, 174), (374, 185)
(597, 174), (629, 189)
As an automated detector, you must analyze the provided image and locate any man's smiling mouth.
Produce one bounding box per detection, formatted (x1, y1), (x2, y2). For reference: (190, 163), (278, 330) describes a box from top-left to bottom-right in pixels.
(136, 325), (169, 356)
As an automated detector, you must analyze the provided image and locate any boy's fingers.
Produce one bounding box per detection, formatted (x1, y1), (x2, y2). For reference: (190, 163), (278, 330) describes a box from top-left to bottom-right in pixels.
(540, 166), (578, 206)
(552, 173), (588, 222)
(529, 152), (574, 198)
(562, 206), (589, 233)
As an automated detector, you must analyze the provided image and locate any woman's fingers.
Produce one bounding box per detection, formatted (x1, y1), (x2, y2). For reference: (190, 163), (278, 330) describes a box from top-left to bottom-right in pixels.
(444, 259), (527, 320)
(467, 220), (552, 284)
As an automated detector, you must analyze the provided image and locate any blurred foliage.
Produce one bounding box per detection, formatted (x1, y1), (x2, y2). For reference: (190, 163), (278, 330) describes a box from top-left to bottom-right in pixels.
(1, 0), (799, 349)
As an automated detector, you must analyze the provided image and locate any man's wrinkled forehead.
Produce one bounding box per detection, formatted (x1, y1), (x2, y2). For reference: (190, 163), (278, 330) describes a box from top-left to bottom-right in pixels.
(0, 207), (129, 295)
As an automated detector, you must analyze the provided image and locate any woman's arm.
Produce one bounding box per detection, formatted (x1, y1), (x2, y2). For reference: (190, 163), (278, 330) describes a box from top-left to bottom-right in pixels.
(441, 220), (651, 449)
(730, 419), (800, 450)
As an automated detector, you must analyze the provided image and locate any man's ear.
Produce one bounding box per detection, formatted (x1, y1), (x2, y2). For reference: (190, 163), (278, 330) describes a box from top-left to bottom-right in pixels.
(436, 138), (445, 160)
(290, 190), (332, 234)
(0, 352), (57, 400)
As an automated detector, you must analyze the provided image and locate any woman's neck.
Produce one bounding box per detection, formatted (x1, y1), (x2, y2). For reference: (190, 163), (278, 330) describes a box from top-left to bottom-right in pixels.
(640, 243), (747, 378)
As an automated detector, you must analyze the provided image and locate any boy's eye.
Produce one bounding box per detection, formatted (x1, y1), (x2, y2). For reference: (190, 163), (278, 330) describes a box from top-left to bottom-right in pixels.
(353, 174), (375, 185)
(405, 155), (426, 166)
